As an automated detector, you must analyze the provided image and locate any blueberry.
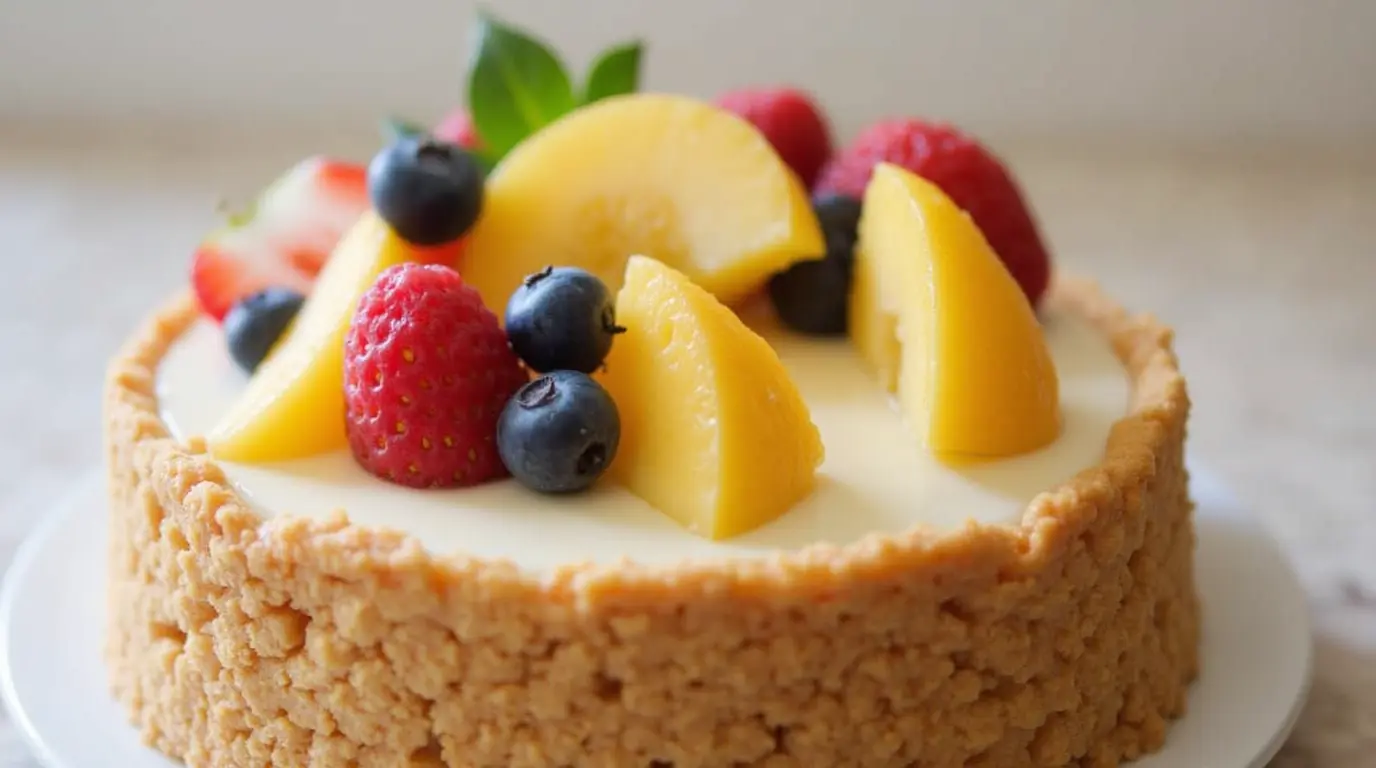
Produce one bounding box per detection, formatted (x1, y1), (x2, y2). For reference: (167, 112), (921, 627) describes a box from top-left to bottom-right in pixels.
(767, 257), (851, 336)
(505, 266), (624, 374)
(368, 136), (484, 246)
(767, 194), (864, 336)
(497, 371), (621, 494)
(223, 288), (305, 373)
(812, 193), (863, 259)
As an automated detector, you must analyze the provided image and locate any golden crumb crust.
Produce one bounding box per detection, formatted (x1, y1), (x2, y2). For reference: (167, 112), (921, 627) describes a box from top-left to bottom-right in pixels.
(104, 277), (1197, 767)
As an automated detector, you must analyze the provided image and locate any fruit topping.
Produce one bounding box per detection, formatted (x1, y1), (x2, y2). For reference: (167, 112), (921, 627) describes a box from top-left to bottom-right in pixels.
(714, 87), (833, 188)
(497, 371), (620, 494)
(207, 210), (462, 463)
(190, 156), (368, 322)
(222, 288), (304, 374)
(504, 266), (624, 374)
(460, 93), (825, 312)
(851, 163), (1060, 461)
(767, 257), (851, 336)
(816, 120), (1051, 307)
(368, 136), (485, 247)
(600, 256), (824, 540)
(343, 264), (526, 488)
(813, 193), (864, 255)
(766, 193), (864, 336)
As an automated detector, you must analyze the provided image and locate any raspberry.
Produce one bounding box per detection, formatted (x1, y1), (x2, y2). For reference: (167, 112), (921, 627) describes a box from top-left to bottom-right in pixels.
(344, 264), (527, 488)
(715, 88), (833, 188)
(816, 120), (1051, 307)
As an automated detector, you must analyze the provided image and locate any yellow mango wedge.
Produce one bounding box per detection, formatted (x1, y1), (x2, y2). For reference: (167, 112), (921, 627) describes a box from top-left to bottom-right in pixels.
(850, 163), (1061, 460)
(459, 93), (824, 313)
(600, 256), (824, 540)
(208, 212), (457, 462)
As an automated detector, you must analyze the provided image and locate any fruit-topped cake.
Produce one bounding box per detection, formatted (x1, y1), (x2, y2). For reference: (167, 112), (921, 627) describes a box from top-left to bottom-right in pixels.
(104, 13), (1196, 768)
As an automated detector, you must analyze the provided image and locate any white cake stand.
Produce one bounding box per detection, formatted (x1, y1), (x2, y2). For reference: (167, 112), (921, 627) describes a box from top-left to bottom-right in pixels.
(1, 468), (1311, 768)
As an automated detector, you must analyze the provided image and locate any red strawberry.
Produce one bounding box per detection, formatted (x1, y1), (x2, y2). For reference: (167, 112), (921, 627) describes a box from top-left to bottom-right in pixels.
(714, 87), (833, 188)
(190, 156), (368, 322)
(433, 108), (483, 150)
(343, 263), (527, 488)
(815, 120), (1051, 307)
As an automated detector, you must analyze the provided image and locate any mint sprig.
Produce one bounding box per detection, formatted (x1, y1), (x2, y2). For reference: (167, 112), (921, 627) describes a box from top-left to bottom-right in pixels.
(582, 42), (643, 106)
(467, 12), (576, 161)
(466, 11), (643, 166)
(380, 13), (642, 169)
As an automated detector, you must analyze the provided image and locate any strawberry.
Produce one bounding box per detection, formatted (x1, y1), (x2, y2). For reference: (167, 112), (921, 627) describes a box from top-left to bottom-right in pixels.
(815, 120), (1051, 307)
(433, 108), (483, 150)
(190, 157), (368, 322)
(714, 87), (833, 188)
(343, 263), (527, 488)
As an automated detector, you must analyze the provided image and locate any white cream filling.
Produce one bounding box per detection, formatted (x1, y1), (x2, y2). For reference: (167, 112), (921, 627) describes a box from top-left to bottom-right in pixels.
(157, 310), (1128, 572)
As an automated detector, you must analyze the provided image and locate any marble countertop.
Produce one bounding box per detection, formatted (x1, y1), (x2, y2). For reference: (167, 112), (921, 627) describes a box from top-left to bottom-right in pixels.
(0, 131), (1372, 766)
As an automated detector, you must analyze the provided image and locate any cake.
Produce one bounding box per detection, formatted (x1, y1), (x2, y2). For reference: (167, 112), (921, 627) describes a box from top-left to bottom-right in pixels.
(103, 15), (1197, 768)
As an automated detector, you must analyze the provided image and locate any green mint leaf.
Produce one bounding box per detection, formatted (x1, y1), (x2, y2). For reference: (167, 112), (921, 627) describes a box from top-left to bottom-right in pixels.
(381, 116), (427, 143)
(582, 41), (643, 105)
(467, 11), (576, 163)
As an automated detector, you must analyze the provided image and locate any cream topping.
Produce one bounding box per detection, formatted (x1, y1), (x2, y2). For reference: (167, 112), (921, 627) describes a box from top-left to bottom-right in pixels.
(157, 311), (1128, 572)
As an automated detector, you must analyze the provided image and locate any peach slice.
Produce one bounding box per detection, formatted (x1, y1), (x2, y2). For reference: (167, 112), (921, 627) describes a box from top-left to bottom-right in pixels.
(600, 256), (824, 540)
(850, 163), (1061, 460)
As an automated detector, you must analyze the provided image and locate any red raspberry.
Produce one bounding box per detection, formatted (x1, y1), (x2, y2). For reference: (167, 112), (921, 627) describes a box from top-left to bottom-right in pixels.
(344, 264), (527, 488)
(715, 88), (833, 188)
(816, 120), (1051, 307)
(433, 108), (483, 150)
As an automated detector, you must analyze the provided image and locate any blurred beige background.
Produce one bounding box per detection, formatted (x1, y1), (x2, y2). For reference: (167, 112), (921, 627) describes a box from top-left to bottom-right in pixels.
(1, 2), (1374, 766)
(2, 0), (1375, 149)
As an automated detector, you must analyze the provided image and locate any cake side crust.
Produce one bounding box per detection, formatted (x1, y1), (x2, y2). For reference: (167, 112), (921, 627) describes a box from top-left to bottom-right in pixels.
(104, 278), (1198, 767)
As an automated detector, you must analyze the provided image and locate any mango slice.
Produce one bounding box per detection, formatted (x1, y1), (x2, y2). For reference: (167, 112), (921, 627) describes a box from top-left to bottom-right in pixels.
(850, 163), (1061, 460)
(601, 256), (824, 540)
(208, 212), (458, 462)
(459, 93), (824, 313)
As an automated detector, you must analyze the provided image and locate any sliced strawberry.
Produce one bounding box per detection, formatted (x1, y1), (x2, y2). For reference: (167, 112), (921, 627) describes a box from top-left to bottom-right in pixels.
(315, 160), (368, 195)
(189, 156), (369, 322)
(285, 246), (330, 276)
(191, 244), (312, 322)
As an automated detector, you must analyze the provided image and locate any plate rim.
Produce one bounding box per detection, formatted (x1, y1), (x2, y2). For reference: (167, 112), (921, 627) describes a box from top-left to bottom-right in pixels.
(0, 474), (94, 768)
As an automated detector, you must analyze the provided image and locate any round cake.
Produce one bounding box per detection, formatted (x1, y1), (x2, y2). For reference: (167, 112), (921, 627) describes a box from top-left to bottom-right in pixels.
(103, 17), (1197, 768)
(107, 278), (1194, 767)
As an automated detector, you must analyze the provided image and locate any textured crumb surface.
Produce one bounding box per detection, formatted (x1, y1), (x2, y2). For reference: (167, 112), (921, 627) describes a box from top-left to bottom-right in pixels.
(103, 277), (1197, 767)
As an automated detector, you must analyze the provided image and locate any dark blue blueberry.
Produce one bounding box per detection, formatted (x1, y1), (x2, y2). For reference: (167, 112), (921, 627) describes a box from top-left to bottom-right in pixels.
(223, 288), (305, 373)
(505, 266), (624, 374)
(812, 193), (863, 262)
(767, 257), (851, 336)
(368, 136), (484, 246)
(497, 371), (621, 494)
(767, 194), (864, 336)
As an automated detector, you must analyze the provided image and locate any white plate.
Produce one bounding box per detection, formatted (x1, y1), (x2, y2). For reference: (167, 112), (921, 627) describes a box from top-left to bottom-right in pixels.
(1, 469), (1311, 768)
